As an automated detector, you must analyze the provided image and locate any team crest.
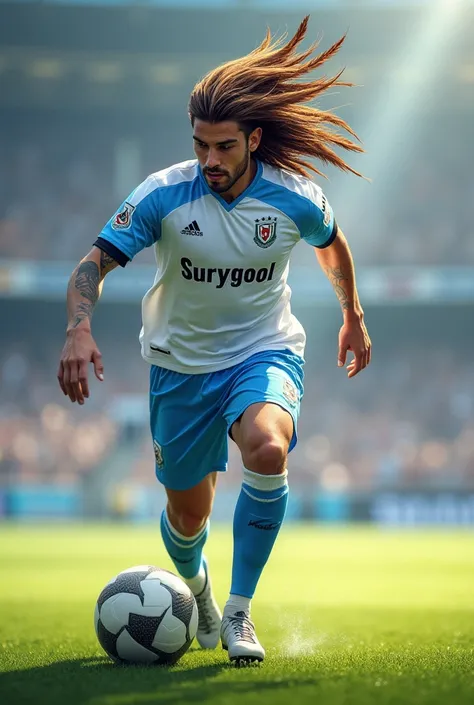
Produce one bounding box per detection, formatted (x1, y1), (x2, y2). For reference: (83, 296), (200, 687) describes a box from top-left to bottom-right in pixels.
(153, 440), (164, 469)
(112, 201), (135, 230)
(254, 217), (277, 248)
(283, 379), (298, 407)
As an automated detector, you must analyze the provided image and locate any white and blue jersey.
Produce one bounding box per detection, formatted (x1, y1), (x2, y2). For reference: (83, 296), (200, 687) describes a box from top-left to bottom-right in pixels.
(95, 158), (336, 374)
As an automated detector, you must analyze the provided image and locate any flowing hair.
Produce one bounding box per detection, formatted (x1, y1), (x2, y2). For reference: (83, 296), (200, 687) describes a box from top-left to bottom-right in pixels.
(188, 16), (363, 179)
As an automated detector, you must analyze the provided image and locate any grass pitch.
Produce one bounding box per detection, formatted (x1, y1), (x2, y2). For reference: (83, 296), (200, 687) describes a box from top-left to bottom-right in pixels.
(0, 524), (473, 705)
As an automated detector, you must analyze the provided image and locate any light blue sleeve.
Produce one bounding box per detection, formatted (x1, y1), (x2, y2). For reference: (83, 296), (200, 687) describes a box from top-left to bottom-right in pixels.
(98, 175), (161, 261)
(300, 185), (337, 249)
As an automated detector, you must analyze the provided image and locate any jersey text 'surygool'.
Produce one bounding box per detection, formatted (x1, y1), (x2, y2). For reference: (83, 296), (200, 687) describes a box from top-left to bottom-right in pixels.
(96, 159), (336, 374)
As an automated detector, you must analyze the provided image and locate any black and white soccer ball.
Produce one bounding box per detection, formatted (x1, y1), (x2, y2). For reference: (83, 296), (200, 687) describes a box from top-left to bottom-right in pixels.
(94, 565), (198, 665)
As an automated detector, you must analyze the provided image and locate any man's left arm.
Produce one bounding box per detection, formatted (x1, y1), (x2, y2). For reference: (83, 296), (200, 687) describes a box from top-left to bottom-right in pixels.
(314, 227), (372, 378)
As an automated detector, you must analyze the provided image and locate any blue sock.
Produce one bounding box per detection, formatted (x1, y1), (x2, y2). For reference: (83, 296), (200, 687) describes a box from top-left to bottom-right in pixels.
(230, 468), (288, 599)
(160, 509), (209, 580)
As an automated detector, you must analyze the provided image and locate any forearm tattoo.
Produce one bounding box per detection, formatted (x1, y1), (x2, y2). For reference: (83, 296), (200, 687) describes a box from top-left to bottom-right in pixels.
(325, 266), (350, 311)
(72, 261), (100, 328)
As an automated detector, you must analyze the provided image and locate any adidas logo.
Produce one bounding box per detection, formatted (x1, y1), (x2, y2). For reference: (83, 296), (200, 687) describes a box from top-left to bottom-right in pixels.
(181, 220), (203, 236)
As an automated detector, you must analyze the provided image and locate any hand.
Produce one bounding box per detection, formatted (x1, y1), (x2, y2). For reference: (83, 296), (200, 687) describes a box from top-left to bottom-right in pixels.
(58, 329), (104, 404)
(337, 312), (372, 378)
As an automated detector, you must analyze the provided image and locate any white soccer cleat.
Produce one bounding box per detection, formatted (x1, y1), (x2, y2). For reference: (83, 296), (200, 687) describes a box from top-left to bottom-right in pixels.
(194, 559), (222, 649)
(221, 610), (265, 666)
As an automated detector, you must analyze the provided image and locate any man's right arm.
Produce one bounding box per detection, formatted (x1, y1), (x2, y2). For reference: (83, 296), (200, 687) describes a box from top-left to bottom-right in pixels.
(58, 246), (120, 405)
(67, 246), (119, 334)
(59, 173), (161, 404)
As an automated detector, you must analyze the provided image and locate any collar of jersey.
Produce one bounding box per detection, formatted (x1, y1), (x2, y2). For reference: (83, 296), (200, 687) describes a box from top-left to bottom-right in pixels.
(198, 159), (263, 212)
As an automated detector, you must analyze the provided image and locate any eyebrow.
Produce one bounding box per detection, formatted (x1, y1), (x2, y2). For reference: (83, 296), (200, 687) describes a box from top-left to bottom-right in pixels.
(193, 136), (239, 146)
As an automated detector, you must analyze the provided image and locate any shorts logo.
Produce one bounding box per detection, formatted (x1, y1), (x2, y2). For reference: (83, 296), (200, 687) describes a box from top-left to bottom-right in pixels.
(283, 379), (298, 406)
(112, 202), (135, 230)
(153, 440), (164, 469)
(254, 217), (277, 248)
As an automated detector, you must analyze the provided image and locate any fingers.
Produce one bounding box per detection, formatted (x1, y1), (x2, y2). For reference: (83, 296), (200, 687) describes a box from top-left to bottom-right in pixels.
(92, 349), (104, 381)
(339, 321), (372, 378)
(347, 350), (364, 378)
(78, 359), (90, 400)
(59, 352), (102, 403)
(57, 360), (67, 396)
(58, 333), (101, 404)
(69, 359), (83, 404)
(346, 344), (372, 378)
(71, 357), (87, 405)
(338, 345), (348, 368)
(61, 360), (86, 404)
(61, 361), (75, 403)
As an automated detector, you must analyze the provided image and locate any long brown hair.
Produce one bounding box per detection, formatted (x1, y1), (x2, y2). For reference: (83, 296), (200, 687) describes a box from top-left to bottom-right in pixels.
(188, 16), (363, 179)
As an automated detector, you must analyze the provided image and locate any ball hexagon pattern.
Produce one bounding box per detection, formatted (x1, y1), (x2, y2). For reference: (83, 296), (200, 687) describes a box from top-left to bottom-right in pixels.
(94, 565), (198, 665)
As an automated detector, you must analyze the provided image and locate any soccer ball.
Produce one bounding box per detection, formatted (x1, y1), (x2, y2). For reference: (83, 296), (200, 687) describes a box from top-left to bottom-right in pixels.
(94, 565), (198, 665)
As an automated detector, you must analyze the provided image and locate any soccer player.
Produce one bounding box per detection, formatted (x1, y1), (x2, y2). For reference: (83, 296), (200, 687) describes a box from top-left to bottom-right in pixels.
(58, 17), (371, 665)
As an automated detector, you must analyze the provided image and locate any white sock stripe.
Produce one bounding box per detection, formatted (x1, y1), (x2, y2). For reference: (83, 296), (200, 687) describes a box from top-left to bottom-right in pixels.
(164, 509), (208, 542)
(163, 522), (207, 550)
(163, 511), (208, 548)
(243, 467), (288, 491)
(242, 485), (288, 503)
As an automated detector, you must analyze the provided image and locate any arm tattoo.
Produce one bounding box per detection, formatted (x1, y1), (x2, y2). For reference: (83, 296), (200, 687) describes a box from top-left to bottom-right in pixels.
(75, 261), (100, 303)
(325, 266), (350, 311)
(72, 261), (100, 328)
(71, 302), (93, 329)
(99, 250), (118, 276)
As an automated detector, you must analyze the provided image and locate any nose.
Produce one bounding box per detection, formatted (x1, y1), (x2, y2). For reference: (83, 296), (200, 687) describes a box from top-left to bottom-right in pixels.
(205, 149), (220, 170)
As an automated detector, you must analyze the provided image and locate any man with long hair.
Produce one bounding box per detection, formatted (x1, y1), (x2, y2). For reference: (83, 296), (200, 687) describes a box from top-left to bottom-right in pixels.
(58, 17), (371, 666)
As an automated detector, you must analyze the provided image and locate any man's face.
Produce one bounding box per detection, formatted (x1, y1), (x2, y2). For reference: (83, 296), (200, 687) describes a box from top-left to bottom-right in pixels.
(193, 119), (260, 194)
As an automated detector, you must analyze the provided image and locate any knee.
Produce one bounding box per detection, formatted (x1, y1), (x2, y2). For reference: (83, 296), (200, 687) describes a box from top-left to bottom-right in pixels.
(168, 508), (208, 538)
(242, 435), (288, 475)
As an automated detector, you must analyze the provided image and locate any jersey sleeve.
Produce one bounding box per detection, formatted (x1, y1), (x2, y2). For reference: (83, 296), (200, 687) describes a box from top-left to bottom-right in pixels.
(299, 182), (337, 249)
(95, 175), (161, 265)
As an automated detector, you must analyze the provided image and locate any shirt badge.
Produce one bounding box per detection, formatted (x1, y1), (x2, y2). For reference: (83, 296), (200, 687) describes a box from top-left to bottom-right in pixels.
(254, 217), (278, 248)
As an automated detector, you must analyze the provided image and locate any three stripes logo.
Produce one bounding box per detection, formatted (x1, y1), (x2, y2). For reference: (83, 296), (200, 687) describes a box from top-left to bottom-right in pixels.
(181, 220), (203, 236)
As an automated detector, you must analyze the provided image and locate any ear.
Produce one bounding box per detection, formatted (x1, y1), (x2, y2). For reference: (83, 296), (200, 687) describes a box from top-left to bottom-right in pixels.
(248, 127), (262, 152)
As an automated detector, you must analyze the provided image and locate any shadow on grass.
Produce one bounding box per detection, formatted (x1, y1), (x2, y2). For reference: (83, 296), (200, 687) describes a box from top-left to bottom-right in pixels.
(0, 653), (313, 705)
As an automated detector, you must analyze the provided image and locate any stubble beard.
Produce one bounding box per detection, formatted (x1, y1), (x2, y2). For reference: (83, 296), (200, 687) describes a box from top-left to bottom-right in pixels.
(206, 145), (250, 194)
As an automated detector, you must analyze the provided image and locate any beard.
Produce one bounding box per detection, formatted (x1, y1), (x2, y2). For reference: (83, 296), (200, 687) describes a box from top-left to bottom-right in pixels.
(205, 145), (250, 194)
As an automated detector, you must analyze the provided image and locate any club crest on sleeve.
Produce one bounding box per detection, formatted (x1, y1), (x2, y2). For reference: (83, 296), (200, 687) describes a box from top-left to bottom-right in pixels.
(283, 379), (298, 406)
(112, 201), (135, 230)
(254, 216), (277, 248)
(153, 440), (164, 469)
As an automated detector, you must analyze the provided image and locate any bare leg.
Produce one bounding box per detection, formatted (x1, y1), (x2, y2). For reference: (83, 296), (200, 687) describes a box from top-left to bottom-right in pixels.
(165, 472), (217, 536)
(231, 402), (293, 475)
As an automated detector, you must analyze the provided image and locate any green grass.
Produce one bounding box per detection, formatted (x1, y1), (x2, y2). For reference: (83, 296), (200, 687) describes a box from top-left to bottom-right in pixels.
(0, 524), (473, 705)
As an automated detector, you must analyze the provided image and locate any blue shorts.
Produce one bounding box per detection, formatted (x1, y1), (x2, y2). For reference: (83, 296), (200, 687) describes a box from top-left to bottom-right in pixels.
(149, 349), (304, 490)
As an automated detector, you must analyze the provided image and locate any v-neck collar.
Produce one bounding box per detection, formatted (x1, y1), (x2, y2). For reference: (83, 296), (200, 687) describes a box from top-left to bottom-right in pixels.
(198, 159), (263, 212)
